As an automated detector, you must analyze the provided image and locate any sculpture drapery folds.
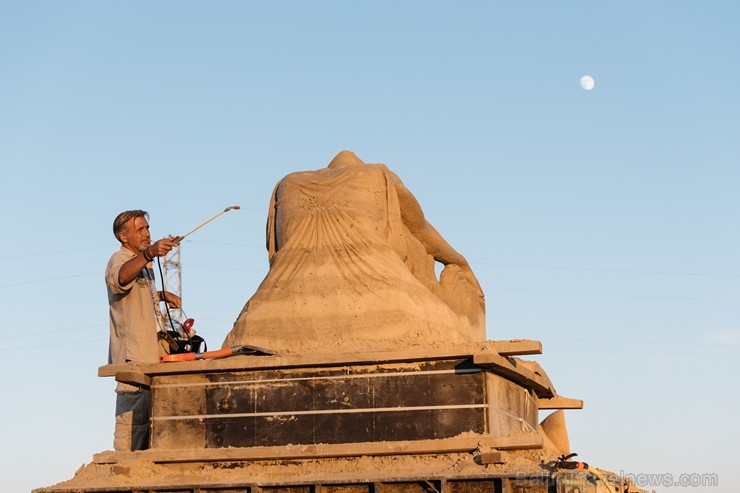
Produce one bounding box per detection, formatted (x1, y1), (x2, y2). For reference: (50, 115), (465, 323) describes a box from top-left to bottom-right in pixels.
(223, 151), (485, 354)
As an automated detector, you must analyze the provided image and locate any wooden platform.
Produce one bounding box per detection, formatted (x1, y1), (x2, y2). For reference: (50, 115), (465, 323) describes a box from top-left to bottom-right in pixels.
(33, 341), (599, 493)
(99, 340), (581, 457)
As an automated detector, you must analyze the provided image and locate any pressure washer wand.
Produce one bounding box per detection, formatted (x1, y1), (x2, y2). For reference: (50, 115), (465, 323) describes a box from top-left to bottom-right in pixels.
(179, 206), (240, 241)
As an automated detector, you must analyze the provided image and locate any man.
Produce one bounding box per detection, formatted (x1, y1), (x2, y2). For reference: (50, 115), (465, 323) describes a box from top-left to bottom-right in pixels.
(105, 210), (181, 451)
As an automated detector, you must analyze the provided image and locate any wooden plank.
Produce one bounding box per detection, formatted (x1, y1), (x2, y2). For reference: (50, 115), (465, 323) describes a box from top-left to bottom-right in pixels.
(492, 340), (542, 356)
(485, 374), (538, 435)
(99, 340), (535, 378)
(93, 434), (543, 464)
(472, 353), (555, 398)
(196, 369), (483, 416)
(516, 361), (555, 394)
(150, 373), (207, 450)
(477, 450), (505, 465)
(156, 366), (488, 448)
(114, 371), (151, 388)
(537, 396), (583, 409)
(204, 408), (486, 449)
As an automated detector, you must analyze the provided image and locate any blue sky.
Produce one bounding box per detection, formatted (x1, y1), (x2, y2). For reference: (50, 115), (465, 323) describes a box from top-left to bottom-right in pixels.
(1, 2), (738, 492)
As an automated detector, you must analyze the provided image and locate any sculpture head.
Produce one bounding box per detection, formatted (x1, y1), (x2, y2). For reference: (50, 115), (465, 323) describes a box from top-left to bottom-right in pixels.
(327, 150), (365, 169)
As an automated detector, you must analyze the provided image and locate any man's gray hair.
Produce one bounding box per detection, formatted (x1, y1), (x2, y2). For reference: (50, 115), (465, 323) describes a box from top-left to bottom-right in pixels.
(113, 210), (149, 241)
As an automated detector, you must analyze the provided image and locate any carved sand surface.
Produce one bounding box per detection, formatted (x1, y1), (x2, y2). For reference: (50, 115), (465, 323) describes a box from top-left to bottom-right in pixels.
(223, 150), (486, 354)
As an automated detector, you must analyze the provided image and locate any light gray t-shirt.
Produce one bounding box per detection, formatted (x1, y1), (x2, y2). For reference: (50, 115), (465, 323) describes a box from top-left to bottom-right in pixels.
(105, 247), (165, 391)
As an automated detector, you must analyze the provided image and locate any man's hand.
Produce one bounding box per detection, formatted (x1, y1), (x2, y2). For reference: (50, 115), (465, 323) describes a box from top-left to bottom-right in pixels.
(120, 236), (181, 285)
(161, 291), (182, 308)
(147, 236), (181, 258)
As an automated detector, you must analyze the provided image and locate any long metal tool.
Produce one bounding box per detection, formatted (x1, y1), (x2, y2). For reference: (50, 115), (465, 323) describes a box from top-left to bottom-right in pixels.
(179, 206), (240, 240)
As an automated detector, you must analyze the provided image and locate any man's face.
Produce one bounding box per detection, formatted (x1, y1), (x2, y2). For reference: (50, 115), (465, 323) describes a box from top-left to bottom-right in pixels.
(120, 216), (151, 253)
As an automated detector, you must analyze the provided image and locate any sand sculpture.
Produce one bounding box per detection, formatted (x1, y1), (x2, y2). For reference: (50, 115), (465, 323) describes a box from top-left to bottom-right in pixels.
(223, 150), (486, 354)
(36, 150), (649, 493)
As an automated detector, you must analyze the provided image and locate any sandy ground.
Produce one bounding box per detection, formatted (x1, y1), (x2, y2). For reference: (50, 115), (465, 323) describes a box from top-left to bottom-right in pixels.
(39, 446), (560, 491)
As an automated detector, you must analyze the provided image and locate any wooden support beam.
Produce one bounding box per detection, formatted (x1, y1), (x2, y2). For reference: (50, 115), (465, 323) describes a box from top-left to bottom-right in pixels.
(98, 340), (543, 378)
(492, 340), (542, 356)
(93, 434), (543, 465)
(477, 450), (505, 465)
(114, 371), (151, 388)
(517, 361), (555, 394)
(537, 396), (583, 409)
(472, 353), (555, 398)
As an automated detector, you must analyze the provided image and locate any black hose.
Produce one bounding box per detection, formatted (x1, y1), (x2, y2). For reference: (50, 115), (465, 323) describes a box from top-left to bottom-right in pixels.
(156, 256), (179, 335)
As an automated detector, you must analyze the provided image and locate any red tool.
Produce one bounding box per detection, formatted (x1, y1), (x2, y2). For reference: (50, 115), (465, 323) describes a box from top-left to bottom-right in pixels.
(160, 344), (276, 362)
(182, 318), (195, 333)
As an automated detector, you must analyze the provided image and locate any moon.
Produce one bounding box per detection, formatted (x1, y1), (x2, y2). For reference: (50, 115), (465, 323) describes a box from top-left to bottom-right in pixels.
(580, 75), (595, 91)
